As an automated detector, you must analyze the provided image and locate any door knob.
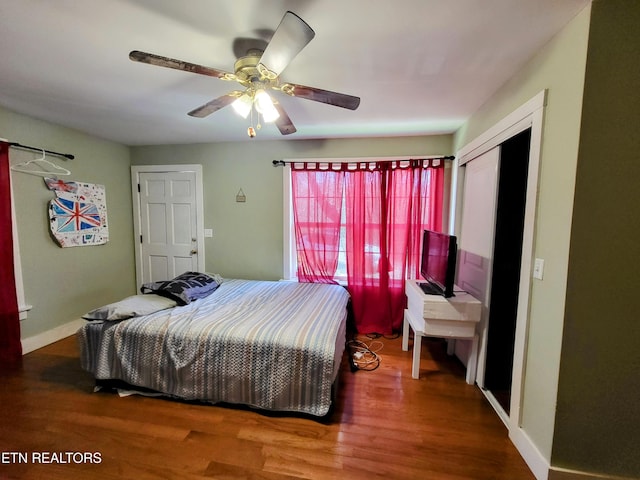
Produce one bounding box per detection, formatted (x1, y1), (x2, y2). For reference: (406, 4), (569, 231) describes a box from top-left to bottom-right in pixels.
(190, 249), (198, 255)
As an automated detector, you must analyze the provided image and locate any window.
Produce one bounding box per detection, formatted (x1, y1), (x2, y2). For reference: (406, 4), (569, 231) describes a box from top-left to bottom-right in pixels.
(285, 160), (448, 282)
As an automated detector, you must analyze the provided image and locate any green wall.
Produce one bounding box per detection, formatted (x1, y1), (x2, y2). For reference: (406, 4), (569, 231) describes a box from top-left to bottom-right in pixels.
(552, 0), (640, 476)
(1, 107), (135, 339)
(131, 135), (453, 280)
(453, 3), (591, 466)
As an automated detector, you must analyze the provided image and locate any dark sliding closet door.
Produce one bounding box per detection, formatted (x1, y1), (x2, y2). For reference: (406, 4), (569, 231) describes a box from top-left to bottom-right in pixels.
(483, 128), (531, 414)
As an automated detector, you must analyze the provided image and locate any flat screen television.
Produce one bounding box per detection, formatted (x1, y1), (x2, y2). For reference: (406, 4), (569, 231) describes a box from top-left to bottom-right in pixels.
(419, 229), (457, 298)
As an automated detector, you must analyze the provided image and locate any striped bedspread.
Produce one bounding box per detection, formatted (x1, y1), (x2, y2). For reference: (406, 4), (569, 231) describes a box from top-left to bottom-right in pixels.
(77, 279), (350, 416)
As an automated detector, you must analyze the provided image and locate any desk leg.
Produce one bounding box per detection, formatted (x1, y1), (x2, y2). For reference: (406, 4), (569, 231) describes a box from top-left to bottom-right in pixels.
(402, 311), (409, 351)
(465, 334), (479, 385)
(412, 332), (422, 379)
(446, 339), (455, 355)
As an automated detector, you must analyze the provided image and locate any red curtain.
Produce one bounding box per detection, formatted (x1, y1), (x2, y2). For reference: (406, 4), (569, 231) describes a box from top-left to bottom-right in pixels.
(291, 167), (345, 283)
(344, 166), (389, 333)
(344, 160), (444, 334)
(0, 141), (23, 366)
(290, 159), (444, 334)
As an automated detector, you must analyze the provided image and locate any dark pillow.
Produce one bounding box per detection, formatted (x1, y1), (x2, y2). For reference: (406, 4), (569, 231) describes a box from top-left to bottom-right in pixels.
(140, 271), (220, 305)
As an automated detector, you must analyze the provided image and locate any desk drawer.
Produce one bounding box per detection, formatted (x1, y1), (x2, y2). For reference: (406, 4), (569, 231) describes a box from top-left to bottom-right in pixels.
(405, 308), (476, 338)
(405, 280), (482, 321)
(422, 317), (476, 338)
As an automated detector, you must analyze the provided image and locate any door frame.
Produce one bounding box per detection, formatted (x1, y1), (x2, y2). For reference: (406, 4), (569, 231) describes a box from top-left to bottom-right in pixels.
(453, 90), (546, 478)
(131, 164), (205, 289)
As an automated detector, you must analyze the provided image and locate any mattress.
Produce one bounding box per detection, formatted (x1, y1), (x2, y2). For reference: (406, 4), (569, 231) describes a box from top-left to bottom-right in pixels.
(77, 279), (349, 416)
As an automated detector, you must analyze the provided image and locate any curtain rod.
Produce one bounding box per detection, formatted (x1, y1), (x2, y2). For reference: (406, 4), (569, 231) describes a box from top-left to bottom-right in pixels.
(272, 155), (454, 167)
(2, 140), (75, 160)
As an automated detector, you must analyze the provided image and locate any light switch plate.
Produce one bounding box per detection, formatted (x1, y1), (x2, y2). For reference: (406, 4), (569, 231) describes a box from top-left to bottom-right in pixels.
(533, 258), (544, 280)
(204, 228), (213, 238)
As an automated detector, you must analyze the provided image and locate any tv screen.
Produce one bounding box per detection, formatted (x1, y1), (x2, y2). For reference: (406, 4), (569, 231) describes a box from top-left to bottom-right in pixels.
(420, 229), (457, 298)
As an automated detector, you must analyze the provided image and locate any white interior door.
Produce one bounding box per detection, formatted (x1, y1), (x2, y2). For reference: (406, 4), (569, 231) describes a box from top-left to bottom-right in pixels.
(132, 165), (205, 288)
(455, 147), (500, 387)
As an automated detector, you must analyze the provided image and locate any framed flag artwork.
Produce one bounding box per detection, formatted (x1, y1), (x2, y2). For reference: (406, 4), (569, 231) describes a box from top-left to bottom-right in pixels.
(45, 177), (108, 247)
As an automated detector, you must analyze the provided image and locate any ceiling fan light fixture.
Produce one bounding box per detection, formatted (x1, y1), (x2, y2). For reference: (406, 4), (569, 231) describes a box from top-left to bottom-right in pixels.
(231, 93), (252, 118)
(254, 89), (280, 123)
(261, 105), (280, 123)
(129, 11), (359, 139)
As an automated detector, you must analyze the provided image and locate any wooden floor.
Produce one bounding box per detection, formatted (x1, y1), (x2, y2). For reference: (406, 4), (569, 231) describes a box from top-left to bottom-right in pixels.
(0, 334), (535, 480)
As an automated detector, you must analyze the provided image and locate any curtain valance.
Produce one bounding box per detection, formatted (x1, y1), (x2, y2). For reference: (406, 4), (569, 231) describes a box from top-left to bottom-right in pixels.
(289, 157), (447, 172)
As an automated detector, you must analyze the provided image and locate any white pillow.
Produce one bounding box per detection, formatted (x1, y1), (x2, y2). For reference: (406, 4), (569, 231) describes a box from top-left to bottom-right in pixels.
(82, 294), (177, 321)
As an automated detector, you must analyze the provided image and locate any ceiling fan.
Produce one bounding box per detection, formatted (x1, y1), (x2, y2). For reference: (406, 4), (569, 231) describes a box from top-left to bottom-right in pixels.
(129, 11), (360, 137)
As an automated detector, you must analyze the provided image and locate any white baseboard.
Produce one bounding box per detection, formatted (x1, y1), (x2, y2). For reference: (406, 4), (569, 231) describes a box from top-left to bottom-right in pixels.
(505, 429), (633, 480)
(549, 467), (637, 480)
(21, 318), (84, 354)
(509, 426), (551, 480)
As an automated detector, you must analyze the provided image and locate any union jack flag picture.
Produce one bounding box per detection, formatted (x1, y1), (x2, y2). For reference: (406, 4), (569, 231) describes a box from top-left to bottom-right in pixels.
(51, 197), (102, 232)
(46, 178), (108, 247)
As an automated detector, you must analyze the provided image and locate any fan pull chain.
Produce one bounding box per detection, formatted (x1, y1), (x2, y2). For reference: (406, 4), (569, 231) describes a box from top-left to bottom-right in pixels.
(248, 104), (257, 138)
(255, 106), (263, 131)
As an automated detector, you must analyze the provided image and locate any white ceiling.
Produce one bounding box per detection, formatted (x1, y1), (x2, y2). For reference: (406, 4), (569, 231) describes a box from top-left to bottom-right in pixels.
(0, 0), (589, 146)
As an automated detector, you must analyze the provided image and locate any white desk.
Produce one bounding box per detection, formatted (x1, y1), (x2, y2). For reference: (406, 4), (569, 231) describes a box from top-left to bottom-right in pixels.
(402, 280), (482, 383)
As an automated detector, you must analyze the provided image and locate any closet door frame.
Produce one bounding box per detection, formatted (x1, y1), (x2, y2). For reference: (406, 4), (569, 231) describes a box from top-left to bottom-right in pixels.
(452, 90), (546, 477)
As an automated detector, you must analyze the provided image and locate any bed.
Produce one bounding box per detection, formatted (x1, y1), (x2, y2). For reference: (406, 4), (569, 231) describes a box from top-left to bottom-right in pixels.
(77, 274), (350, 417)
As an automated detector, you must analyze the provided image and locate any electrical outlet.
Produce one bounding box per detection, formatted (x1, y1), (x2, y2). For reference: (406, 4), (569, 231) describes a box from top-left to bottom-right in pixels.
(533, 258), (544, 280)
